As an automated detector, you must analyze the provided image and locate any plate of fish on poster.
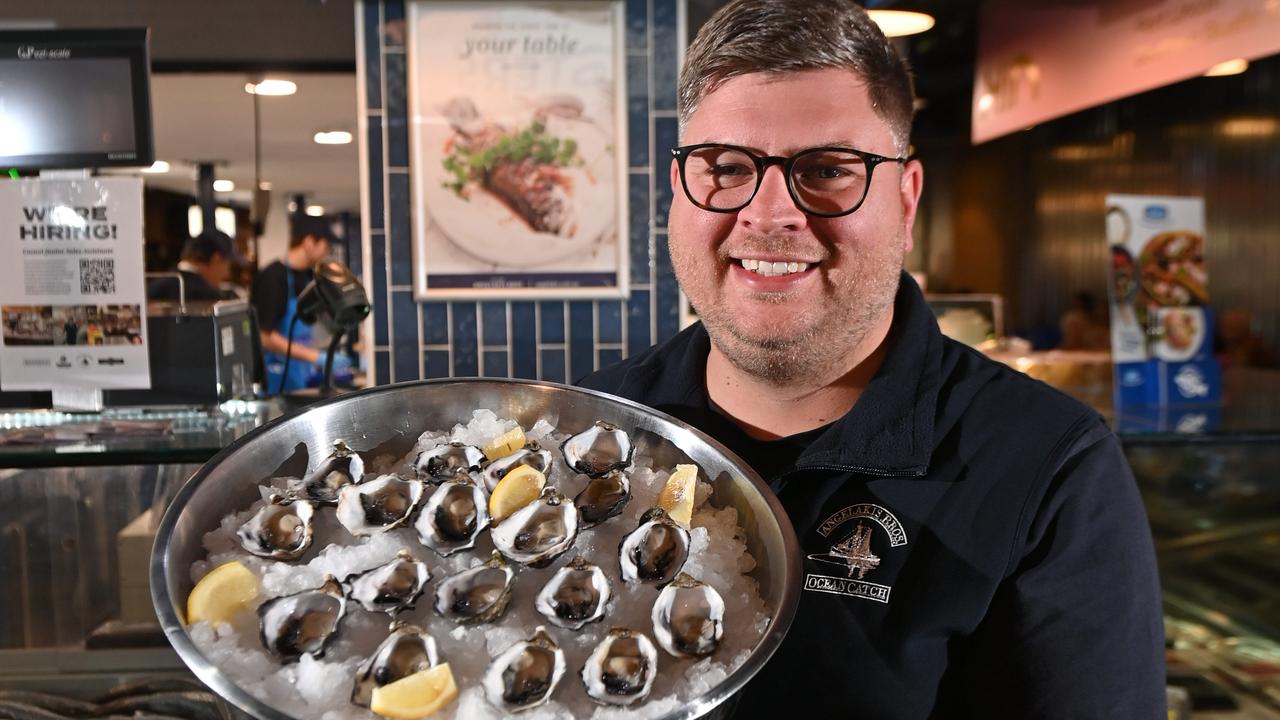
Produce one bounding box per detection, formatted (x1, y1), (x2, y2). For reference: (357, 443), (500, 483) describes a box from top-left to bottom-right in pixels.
(409, 2), (624, 298)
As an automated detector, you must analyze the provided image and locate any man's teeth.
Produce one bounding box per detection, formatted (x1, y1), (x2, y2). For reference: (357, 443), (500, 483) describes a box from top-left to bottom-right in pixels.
(739, 259), (811, 276)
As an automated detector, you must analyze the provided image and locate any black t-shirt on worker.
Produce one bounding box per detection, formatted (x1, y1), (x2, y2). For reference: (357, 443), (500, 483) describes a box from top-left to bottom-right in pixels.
(250, 261), (315, 334)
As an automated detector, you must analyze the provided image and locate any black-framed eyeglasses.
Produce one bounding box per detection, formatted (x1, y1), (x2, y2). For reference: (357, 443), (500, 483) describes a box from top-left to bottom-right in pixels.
(671, 143), (908, 217)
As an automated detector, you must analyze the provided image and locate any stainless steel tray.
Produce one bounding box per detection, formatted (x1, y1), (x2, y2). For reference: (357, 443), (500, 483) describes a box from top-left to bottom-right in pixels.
(151, 378), (801, 719)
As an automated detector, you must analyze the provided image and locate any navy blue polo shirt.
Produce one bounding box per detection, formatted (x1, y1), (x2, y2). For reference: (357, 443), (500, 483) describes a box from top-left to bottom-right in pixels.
(580, 274), (1165, 718)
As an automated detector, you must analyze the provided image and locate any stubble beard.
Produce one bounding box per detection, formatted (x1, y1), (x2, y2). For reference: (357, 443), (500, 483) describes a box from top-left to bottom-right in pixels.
(674, 231), (906, 386)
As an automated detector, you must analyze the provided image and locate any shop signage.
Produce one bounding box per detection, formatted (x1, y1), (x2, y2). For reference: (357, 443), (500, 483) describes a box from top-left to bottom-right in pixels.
(0, 177), (151, 390)
(973, 0), (1280, 143)
(1104, 194), (1220, 408)
(407, 0), (629, 299)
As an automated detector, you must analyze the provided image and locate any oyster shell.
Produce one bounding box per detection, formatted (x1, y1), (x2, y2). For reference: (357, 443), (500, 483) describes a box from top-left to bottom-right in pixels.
(491, 486), (579, 568)
(534, 556), (611, 630)
(415, 442), (486, 482)
(580, 628), (659, 706)
(482, 443), (554, 493)
(335, 474), (424, 537)
(342, 550), (431, 615)
(651, 573), (725, 658)
(413, 473), (489, 557)
(257, 576), (346, 662)
(573, 469), (630, 528)
(618, 507), (691, 585)
(236, 495), (315, 560)
(351, 622), (440, 707)
(433, 551), (516, 625)
(561, 421), (634, 477)
(481, 626), (566, 713)
(290, 439), (363, 504)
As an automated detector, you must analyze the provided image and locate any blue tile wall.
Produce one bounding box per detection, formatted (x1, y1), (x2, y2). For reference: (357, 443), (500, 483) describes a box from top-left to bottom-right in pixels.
(360, 0), (685, 385)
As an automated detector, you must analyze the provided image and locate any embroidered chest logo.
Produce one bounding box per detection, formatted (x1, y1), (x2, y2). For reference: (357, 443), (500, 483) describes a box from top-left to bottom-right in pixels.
(805, 503), (908, 604)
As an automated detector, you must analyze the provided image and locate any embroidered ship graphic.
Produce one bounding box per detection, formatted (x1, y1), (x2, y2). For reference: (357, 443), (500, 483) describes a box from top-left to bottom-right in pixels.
(828, 522), (880, 579)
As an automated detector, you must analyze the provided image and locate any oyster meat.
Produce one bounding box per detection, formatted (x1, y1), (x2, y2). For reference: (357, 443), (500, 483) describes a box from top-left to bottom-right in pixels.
(651, 573), (725, 658)
(415, 442), (486, 482)
(414, 473), (489, 557)
(433, 551), (516, 625)
(561, 421), (634, 477)
(619, 508), (691, 585)
(236, 495), (316, 561)
(573, 469), (630, 528)
(534, 556), (611, 630)
(491, 486), (579, 568)
(257, 576), (346, 662)
(482, 626), (566, 713)
(290, 439), (364, 504)
(335, 474), (424, 536)
(482, 443), (553, 493)
(581, 628), (659, 706)
(351, 623), (440, 707)
(342, 550), (431, 615)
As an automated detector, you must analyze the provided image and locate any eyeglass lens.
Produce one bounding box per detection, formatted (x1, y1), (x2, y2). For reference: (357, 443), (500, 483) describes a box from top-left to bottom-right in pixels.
(681, 146), (871, 214)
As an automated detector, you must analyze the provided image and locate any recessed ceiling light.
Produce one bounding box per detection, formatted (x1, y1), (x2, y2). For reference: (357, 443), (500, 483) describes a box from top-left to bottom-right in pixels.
(244, 79), (297, 96)
(1204, 58), (1248, 77)
(313, 130), (353, 145)
(141, 160), (170, 174)
(305, 205), (325, 217)
(868, 10), (935, 37)
(213, 179), (235, 192)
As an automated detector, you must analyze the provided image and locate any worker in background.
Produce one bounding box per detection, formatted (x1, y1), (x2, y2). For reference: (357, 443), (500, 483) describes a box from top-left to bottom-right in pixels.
(252, 214), (352, 393)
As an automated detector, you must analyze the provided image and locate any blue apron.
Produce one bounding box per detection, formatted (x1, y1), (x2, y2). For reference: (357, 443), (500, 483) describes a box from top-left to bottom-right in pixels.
(264, 267), (315, 393)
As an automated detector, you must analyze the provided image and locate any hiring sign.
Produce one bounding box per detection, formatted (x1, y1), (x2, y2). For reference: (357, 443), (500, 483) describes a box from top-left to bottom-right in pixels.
(0, 177), (151, 390)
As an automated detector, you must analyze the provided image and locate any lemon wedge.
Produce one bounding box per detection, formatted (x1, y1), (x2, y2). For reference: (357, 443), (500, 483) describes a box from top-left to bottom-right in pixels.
(370, 663), (458, 719)
(186, 560), (259, 625)
(488, 465), (546, 522)
(482, 426), (526, 461)
(658, 464), (699, 528)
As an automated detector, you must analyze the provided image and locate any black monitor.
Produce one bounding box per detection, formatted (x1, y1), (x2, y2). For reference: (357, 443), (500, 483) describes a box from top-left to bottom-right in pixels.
(0, 28), (154, 171)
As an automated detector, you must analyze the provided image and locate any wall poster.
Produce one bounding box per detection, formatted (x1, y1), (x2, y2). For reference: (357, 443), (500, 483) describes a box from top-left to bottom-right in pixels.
(0, 177), (151, 390)
(408, 1), (629, 300)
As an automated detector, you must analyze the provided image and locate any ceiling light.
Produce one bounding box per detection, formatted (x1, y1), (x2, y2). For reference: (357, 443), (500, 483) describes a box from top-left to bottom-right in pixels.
(258, 181), (273, 191)
(141, 160), (170, 174)
(1204, 58), (1248, 77)
(244, 79), (297, 96)
(313, 130), (353, 145)
(305, 204), (325, 217)
(213, 179), (235, 192)
(868, 10), (935, 37)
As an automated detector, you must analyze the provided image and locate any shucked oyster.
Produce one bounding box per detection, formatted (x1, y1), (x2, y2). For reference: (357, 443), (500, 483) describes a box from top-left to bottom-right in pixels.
(237, 495), (315, 560)
(482, 626), (566, 713)
(336, 474), (424, 537)
(619, 508), (691, 585)
(433, 551), (516, 625)
(351, 622), (440, 707)
(289, 439), (363, 504)
(414, 472), (489, 557)
(561, 421), (634, 477)
(342, 550), (431, 615)
(491, 486), (579, 568)
(415, 442), (486, 483)
(651, 573), (725, 658)
(257, 576), (346, 662)
(534, 556), (612, 630)
(482, 443), (553, 493)
(573, 469), (630, 529)
(581, 628), (659, 706)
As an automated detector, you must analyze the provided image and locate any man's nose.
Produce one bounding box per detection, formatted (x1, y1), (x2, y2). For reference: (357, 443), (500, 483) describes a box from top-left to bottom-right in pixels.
(739, 165), (807, 232)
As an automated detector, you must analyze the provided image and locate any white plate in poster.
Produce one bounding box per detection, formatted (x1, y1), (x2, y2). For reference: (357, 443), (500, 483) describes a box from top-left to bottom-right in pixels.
(1153, 307), (1205, 362)
(421, 114), (615, 269)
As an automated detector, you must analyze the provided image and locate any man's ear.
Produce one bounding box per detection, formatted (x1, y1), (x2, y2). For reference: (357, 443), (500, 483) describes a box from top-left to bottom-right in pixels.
(899, 158), (924, 253)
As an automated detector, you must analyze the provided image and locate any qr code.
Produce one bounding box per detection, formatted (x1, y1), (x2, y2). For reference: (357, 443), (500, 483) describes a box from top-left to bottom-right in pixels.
(79, 258), (116, 295)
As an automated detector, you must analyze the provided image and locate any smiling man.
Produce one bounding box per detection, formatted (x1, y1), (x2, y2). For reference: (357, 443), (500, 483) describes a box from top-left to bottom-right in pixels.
(580, 0), (1165, 717)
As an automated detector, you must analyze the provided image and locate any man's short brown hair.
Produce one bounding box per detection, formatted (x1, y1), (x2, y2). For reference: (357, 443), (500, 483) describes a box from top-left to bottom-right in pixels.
(678, 0), (916, 153)
(289, 214), (337, 249)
